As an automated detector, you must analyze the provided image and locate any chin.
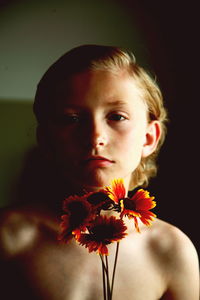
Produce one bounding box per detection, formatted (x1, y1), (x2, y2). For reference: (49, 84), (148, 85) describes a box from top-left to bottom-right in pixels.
(76, 170), (114, 192)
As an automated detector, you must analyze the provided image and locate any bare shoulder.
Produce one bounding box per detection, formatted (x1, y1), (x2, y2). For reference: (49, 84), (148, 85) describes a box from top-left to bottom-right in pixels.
(149, 218), (199, 263)
(0, 204), (59, 260)
(149, 219), (199, 299)
(0, 206), (39, 259)
(148, 219), (195, 252)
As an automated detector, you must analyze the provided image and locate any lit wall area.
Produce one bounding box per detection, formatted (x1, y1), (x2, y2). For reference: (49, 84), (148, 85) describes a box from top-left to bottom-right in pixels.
(0, 0), (148, 207)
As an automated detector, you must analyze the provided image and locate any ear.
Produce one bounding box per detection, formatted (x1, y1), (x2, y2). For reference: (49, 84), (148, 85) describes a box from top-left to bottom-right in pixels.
(142, 121), (162, 158)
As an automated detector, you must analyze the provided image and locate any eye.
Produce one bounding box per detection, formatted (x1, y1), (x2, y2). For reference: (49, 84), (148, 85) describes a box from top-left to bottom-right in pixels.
(54, 114), (80, 125)
(108, 113), (127, 122)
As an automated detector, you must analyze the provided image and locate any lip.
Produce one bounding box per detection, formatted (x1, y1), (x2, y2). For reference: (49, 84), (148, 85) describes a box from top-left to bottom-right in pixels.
(81, 156), (114, 167)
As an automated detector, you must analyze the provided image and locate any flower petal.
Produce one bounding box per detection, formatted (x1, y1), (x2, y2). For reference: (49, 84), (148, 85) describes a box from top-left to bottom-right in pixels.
(58, 195), (95, 243)
(76, 215), (127, 255)
(105, 178), (126, 203)
(120, 189), (156, 232)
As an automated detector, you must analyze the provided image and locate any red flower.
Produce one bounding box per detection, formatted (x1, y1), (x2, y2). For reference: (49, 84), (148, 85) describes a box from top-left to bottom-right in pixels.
(106, 179), (156, 233)
(120, 189), (156, 233)
(87, 191), (114, 211)
(105, 179), (126, 203)
(58, 195), (95, 242)
(76, 215), (127, 255)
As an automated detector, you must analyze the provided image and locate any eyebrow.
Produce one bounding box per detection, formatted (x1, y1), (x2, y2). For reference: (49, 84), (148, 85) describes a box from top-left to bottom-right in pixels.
(63, 100), (128, 109)
(104, 100), (127, 106)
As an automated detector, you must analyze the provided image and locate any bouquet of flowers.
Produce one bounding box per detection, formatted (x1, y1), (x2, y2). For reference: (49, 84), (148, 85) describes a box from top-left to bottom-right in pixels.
(58, 179), (156, 300)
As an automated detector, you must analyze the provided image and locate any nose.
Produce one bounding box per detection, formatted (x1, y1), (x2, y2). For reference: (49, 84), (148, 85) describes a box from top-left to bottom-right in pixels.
(83, 117), (108, 149)
(94, 135), (106, 148)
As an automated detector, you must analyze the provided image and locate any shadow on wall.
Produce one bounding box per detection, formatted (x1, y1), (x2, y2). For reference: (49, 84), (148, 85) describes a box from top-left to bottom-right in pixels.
(0, 100), (36, 207)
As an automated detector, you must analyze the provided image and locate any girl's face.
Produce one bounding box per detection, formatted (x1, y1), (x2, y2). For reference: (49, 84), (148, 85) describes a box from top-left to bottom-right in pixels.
(44, 70), (159, 192)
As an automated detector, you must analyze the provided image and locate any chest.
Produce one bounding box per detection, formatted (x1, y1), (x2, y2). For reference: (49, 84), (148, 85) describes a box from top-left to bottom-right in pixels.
(16, 238), (166, 300)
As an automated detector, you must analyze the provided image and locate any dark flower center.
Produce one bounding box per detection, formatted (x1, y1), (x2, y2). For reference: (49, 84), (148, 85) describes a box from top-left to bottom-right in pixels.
(68, 201), (90, 226)
(91, 224), (116, 242)
(123, 198), (136, 211)
(87, 192), (113, 210)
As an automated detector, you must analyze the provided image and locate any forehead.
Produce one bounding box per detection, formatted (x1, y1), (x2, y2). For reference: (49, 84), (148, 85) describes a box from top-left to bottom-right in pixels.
(55, 69), (145, 109)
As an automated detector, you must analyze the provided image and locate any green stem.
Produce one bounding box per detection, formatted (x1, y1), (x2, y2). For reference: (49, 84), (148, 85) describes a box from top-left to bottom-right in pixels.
(110, 242), (120, 299)
(100, 254), (107, 272)
(105, 255), (111, 300)
(100, 255), (107, 300)
(100, 243), (120, 300)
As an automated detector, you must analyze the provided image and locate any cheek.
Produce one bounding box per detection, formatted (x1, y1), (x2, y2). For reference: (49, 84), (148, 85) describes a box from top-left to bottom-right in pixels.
(115, 126), (146, 162)
(48, 126), (79, 156)
(116, 125), (145, 148)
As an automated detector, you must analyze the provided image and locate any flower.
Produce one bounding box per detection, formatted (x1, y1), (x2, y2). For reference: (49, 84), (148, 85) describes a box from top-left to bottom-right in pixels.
(58, 195), (95, 242)
(76, 215), (127, 255)
(120, 189), (156, 233)
(105, 178), (126, 203)
(106, 179), (156, 233)
(87, 191), (114, 211)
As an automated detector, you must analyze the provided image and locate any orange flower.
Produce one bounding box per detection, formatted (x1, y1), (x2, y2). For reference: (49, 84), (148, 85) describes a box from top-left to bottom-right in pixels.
(105, 179), (126, 203)
(76, 215), (127, 255)
(106, 179), (156, 233)
(58, 195), (95, 242)
(120, 189), (156, 233)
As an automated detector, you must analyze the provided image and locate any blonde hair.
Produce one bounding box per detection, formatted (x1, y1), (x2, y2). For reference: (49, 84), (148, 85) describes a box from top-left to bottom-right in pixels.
(34, 45), (168, 189)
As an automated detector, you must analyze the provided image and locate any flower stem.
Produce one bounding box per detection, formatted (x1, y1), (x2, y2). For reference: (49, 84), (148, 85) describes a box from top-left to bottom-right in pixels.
(100, 255), (107, 300)
(100, 243), (120, 300)
(110, 242), (120, 299)
(105, 256), (111, 300)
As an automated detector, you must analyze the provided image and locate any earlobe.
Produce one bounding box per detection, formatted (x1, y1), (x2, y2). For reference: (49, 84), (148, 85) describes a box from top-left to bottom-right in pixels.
(142, 121), (161, 158)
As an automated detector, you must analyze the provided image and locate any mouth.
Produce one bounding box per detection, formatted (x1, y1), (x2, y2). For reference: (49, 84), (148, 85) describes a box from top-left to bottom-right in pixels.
(81, 156), (114, 167)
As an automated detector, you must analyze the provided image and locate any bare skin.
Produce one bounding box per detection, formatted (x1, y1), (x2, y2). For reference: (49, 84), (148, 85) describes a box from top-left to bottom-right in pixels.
(0, 204), (199, 300)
